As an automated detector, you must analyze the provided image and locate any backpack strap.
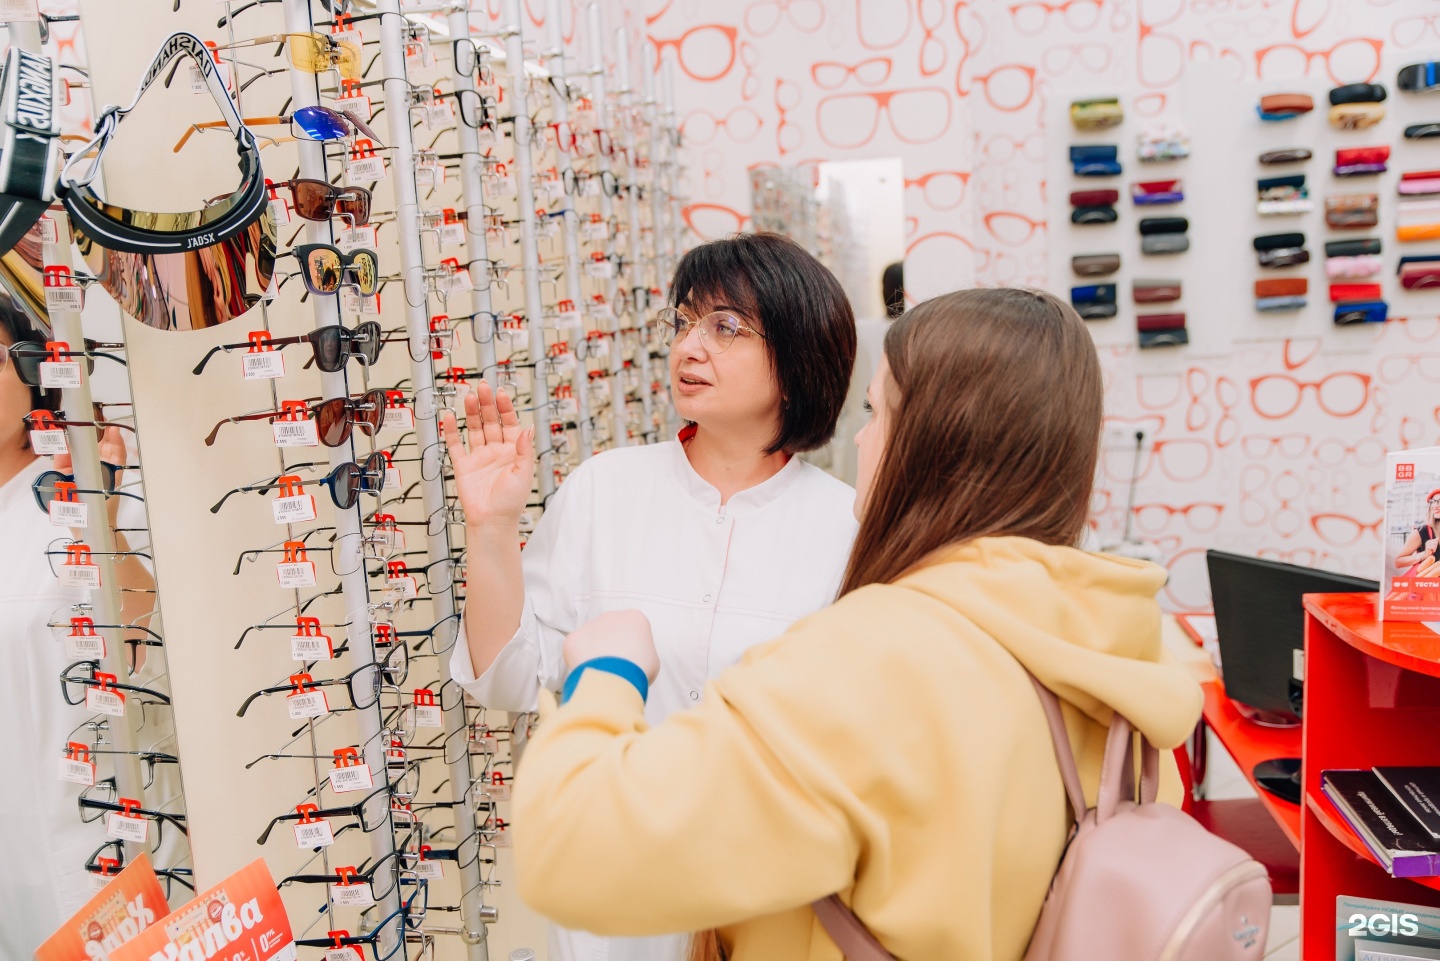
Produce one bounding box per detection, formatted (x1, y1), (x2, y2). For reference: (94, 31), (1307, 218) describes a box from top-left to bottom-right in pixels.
(811, 894), (896, 961)
(1025, 672), (1090, 821)
(1095, 712), (1163, 822)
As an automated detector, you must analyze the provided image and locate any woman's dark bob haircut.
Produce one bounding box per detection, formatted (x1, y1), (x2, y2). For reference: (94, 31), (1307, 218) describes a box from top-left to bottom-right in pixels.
(668, 232), (856, 456)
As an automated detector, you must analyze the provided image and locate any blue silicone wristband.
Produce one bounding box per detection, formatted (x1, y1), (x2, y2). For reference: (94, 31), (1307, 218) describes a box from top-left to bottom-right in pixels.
(561, 657), (650, 705)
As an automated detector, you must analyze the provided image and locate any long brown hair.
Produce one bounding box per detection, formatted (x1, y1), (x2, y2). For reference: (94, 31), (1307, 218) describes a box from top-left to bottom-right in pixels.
(839, 287), (1103, 596)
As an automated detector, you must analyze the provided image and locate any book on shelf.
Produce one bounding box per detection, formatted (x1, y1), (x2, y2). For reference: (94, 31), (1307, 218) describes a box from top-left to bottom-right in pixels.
(1383, 448), (1440, 621)
(1357, 939), (1440, 961)
(1322, 770), (1440, 878)
(1376, 768), (1440, 842)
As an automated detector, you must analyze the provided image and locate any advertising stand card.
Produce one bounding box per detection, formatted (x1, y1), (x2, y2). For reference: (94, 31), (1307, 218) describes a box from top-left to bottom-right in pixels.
(109, 858), (294, 961)
(1383, 448), (1440, 620)
(36, 853), (169, 961)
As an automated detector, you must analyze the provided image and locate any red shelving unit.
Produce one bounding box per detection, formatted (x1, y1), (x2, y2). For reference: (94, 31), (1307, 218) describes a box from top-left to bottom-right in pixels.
(1199, 676), (1303, 847)
(1301, 592), (1440, 959)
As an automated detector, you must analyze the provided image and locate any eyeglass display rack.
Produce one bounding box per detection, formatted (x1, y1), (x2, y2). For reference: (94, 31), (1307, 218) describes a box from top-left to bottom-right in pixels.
(27, 0), (687, 958)
(6, 13), (193, 899)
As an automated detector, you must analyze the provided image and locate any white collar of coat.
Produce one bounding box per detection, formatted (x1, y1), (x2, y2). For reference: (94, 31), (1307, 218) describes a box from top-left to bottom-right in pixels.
(667, 430), (805, 515)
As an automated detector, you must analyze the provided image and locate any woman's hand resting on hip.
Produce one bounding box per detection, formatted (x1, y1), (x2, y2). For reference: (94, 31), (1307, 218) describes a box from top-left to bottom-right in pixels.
(440, 382), (536, 526)
(563, 611), (661, 683)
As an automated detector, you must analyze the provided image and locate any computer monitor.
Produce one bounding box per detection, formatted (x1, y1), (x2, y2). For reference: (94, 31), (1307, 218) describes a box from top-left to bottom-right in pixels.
(1206, 550), (1377, 724)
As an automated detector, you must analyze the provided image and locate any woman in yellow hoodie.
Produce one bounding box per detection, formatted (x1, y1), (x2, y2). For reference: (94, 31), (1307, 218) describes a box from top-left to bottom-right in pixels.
(511, 287), (1205, 961)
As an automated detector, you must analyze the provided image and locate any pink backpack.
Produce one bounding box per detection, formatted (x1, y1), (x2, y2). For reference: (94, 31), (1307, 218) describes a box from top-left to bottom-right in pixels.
(812, 673), (1273, 961)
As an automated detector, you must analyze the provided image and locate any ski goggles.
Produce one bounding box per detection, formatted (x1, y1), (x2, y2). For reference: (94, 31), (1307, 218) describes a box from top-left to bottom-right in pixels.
(191, 320), (384, 375)
(60, 33), (269, 258)
(282, 243), (379, 297)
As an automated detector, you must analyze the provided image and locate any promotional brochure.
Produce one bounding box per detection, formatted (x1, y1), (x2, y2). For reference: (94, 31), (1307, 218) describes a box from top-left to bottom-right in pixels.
(1382, 448), (1440, 620)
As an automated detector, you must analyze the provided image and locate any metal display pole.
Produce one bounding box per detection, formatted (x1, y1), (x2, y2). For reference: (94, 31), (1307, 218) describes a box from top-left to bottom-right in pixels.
(279, 0), (402, 939)
(582, 2), (627, 449)
(375, 1), (491, 956)
(501, 0), (557, 495)
(543, 0), (592, 462)
(644, 52), (669, 299)
(447, 5), (500, 392)
(658, 55), (678, 437)
(9, 21), (147, 856)
(616, 30), (654, 442)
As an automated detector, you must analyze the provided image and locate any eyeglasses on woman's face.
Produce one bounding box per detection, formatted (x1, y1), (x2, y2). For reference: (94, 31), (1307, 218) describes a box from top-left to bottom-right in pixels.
(653, 306), (765, 354)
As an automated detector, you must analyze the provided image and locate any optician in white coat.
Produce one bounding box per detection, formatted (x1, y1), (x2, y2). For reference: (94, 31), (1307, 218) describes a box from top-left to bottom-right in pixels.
(445, 234), (860, 961)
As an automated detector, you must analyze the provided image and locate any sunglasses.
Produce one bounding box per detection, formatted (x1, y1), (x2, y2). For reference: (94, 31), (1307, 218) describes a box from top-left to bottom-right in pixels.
(1, 340), (127, 387)
(281, 244), (380, 297)
(272, 178), (372, 225)
(175, 104), (380, 153)
(204, 388), (386, 447)
(33, 465), (142, 515)
(192, 321), (385, 375)
(210, 453), (386, 513)
(213, 32), (360, 79)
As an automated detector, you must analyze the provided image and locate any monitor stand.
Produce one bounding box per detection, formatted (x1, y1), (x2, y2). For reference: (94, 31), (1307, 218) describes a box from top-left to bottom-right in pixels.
(1253, 758), (1302, 805)
(1232, 699), (1301, 729)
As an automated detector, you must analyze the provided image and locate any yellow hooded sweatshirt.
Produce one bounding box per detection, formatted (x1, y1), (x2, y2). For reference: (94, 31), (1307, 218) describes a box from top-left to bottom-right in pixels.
(512, 537), (1205, 960)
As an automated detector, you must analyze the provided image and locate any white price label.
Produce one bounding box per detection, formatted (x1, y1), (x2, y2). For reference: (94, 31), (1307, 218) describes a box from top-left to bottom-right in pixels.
(63, 632), (105, 659)
(382, 407), (414, 431)
(339, 288), (360, 316)
(36, 216), (58, 244)
(325, 949), (362, 961)
(586, 259), (616, 279)
(448, 268), (473, 293)
(86, 687), (125, 717)
(386, 575), (417, 600)
(268, 198), (291, 228)
(39, 360), (82, 388)
(440, 223), (466, 247)
(49, 500), (89, 528)
(61, 565), (102, 590)
(477, 81), (499, 100)
(242, 351), (285, 380)
(425, 102), (454, 128)
(273, 420), (320, 447)
(489, 175), (515, 197)
(44, 286), (83, 313)
(276, 561), (318, 589)
(0, 0), (41, 22)
(414, 705), (442, 728)
(294, 818), (335, 848)
(287, 690), (330, 719)
(384, 467), (401, 490)
(88, 873), (112, 894)
(272, 494), (318, 524)
(330, 883), (374, 908)
(540, 178), (563, 200)
(29, 429), (67, 454)
(583, 221), (609, 242)
(416, 163), (444, 187)
(106, 812), (148, 843)
(476, 125), (497, 146)
(328, 763), (374, 794)
(334, 95), (372, 123)
(491, 824), (511, 848)
(487, 779), (511, 801)
(557, 310), (583, 331)
(336, 225), (377, 251)
(347, 156), (386, 184)
(360, 293), (380, 315)
(413, 859), (443, 880)
(291, 634), (333, 661)
(59, 757), (96, 786)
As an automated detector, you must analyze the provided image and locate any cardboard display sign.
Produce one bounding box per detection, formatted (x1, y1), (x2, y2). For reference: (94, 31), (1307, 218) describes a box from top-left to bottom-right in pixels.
(110, 858), (294, 961)
(35, 853), (169, 961)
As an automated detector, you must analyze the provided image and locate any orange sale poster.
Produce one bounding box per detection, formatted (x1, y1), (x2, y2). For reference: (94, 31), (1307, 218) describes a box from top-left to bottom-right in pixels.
(108, 858), (294, 961)
(35, 853), (169, 961)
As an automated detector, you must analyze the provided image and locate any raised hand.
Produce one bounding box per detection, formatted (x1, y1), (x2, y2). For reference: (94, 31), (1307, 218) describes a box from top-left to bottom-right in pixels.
(440, 381), (536, 526)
